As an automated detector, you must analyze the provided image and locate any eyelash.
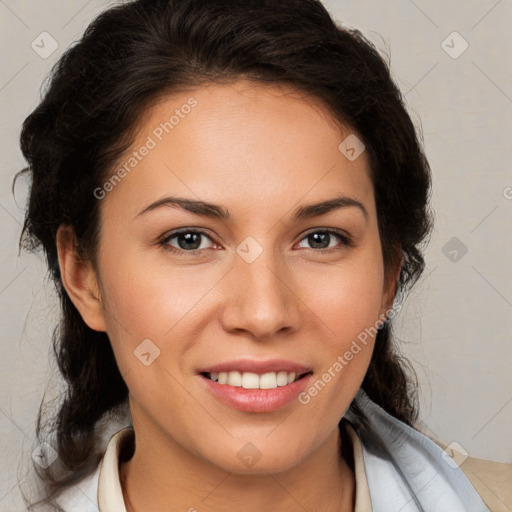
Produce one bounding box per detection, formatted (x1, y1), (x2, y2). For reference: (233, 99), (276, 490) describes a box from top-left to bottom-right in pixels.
(157, 228), (354, 256)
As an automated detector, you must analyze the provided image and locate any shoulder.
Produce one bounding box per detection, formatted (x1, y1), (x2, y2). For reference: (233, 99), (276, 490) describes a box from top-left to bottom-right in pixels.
(463, 458), (512, 511)
(54, 426), (134, 512)
(53, 463), (101, 512)
(411, 420), (512, 510)
(52, 410), (133, 512)
(433, 443), (512, 511)
(345, 389), (499, 511)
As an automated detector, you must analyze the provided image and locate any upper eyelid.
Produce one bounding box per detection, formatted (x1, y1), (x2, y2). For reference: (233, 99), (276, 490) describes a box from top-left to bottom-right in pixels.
(160, 227), (215, 243)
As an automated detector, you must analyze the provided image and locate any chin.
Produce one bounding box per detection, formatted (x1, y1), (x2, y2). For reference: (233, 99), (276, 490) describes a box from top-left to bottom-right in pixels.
(201, 437), (311, 475)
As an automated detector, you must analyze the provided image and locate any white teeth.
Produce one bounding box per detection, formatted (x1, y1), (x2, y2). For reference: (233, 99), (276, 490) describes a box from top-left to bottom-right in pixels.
(227, 371), (242, 387)
(276, 371), (288, 386)
(241, 372), (260, 389)
(259, 372), (277, 389)
(207, 370), (302, 389)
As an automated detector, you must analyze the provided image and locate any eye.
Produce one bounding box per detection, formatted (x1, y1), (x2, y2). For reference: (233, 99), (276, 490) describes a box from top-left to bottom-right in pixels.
(158, 227), (353, 256)
(296, 229), (353, 252)
(158, 229), (216, 254)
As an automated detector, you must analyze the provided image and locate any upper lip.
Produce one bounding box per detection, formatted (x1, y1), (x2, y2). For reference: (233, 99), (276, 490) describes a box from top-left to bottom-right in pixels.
(198, 358), (313, 375)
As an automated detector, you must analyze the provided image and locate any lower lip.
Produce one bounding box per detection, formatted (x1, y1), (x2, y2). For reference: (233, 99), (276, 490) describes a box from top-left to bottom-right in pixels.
(199, 373), (314, 413)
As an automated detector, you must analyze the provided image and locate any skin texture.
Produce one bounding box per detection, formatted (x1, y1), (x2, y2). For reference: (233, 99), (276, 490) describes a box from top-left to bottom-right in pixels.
(57, 80), (400, 511)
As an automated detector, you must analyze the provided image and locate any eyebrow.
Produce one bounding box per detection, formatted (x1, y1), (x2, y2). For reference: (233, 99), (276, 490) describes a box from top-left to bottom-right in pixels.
(135, 195), (369, 223)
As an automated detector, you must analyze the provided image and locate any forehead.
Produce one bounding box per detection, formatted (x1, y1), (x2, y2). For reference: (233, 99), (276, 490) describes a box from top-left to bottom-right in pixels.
(101, 80), (375, 219)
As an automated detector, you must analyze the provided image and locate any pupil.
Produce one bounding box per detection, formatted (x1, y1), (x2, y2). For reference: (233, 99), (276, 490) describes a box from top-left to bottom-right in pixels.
(179, 232), (201, 250)
(309, 232), (329, 249)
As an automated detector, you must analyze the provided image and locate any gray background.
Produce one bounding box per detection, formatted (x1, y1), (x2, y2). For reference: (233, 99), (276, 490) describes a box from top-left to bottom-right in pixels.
(1, 0), (511, 509)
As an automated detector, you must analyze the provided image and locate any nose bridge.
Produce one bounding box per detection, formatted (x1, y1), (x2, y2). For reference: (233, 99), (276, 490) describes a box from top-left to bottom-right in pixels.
(219, 236), (300, 338)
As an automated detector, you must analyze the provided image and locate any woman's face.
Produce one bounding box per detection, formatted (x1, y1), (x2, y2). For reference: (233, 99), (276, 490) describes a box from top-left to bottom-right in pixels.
(86, 80), (397, 473)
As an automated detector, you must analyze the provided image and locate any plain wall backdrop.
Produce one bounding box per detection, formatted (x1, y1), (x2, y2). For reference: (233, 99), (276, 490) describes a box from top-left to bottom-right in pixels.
(1, 0), (511, 508)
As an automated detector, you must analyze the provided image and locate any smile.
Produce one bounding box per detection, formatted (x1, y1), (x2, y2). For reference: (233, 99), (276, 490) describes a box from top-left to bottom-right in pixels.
(199, 371), (314, 413)
(202, 370), (311, 390)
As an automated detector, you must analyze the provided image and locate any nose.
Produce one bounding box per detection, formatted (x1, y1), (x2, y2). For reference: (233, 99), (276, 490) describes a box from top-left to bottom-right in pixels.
(218, 246), (302, 341)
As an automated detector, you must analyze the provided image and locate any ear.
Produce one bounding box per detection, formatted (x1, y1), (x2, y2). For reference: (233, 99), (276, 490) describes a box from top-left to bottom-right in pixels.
(380, 248), (402, 316)
(56, 224), (107, 332)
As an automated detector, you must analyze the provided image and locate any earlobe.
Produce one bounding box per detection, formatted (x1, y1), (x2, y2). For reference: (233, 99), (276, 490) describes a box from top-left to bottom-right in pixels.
(56, 225), (107, 332)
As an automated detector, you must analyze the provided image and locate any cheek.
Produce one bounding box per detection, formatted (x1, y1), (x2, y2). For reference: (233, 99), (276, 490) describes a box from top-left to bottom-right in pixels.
(97, 242), (203, 337)
(299, 251), (384, 398)
(296, 266), (383, 421)
(95, 240), (222, 383)
(301, 254), (385, 339)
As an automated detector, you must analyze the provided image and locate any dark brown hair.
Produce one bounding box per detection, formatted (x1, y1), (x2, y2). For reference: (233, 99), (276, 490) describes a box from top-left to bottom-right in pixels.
(15, 0), (433, 508)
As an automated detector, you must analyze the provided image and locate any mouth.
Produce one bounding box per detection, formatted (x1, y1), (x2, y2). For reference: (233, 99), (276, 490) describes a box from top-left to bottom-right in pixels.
(198, 366), (315, 413)
(200, 370), (313, 390)
(196, 358), (315, 413)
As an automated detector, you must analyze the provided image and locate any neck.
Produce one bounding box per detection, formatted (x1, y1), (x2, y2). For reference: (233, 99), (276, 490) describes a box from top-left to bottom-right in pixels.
(119, 420), (355, 512)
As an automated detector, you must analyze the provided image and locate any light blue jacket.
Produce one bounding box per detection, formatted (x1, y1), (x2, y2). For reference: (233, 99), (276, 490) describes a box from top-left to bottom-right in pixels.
(344, 388), (491, 511)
